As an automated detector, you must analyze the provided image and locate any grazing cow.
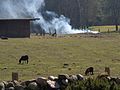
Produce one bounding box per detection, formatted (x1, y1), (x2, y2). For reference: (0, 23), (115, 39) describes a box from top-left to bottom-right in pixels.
(85, 67), (94, 75)
(19, 55), (29, 64)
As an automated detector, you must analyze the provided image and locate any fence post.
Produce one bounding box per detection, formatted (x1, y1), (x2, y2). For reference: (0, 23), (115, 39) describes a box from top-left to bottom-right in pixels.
(105, 67), (110, 76)
(119, 29), (120, 34)
(12, 72), (18, 81)
(98, 29), (100, 33)
(108, 29), (110, 33)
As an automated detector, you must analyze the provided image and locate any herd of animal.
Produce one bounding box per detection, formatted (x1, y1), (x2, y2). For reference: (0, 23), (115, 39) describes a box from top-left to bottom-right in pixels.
(0, 55), (114, 90)
(18, 55), (110, 77)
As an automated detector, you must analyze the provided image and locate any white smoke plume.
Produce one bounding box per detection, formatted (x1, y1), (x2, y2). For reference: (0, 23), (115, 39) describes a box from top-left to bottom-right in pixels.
(0, 0), (98, 34)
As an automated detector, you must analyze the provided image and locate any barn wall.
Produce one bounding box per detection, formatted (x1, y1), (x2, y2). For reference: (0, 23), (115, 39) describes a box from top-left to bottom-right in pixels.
(0, 20), (30, 38)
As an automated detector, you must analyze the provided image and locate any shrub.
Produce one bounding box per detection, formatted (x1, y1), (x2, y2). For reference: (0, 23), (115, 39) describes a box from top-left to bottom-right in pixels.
(65, 77), (120, 90)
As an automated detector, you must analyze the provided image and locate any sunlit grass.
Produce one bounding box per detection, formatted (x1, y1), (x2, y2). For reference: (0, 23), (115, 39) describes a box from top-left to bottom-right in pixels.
(90, 25), (120, 32)
(0, 27), (120, 81)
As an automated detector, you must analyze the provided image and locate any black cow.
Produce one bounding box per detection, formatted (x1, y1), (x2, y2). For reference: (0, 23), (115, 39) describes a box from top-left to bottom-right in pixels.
(85, 67), (94, 75)
(19, 55), (29, 64)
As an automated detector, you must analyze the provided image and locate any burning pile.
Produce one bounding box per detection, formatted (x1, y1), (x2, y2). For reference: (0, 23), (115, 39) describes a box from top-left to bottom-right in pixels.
(0, 0), (99, 35)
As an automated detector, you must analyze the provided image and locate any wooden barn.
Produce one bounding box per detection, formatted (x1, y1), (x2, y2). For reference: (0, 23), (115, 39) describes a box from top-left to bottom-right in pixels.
(0, 18), (39, 38)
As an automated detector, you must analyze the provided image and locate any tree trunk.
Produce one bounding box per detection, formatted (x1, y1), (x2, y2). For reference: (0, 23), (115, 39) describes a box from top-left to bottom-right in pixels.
(115, 24), (118, 31)
(76, 0), (81, 26)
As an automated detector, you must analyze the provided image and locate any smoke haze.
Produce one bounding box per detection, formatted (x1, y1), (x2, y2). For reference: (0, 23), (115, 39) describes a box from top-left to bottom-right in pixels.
(0, 0), (98, 34)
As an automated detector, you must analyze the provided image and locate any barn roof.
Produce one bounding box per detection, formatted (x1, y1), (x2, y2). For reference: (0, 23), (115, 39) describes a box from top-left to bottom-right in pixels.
(0, 18), (40, 21)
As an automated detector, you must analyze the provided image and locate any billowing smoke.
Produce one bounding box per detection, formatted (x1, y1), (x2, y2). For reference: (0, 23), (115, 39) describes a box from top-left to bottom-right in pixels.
(0, 0), (98, 34)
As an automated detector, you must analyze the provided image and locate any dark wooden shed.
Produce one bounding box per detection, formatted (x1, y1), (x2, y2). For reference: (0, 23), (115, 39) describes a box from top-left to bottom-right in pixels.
(0, 18), (39, 38)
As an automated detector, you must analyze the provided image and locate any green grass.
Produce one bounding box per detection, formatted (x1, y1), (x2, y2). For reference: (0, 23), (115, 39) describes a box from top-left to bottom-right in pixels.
(0, 29), (120, 81)
(90, 25), (120, 32)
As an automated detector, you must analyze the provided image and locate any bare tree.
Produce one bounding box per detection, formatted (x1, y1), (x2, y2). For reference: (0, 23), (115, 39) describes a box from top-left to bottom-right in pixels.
(105, 0), (120, 31)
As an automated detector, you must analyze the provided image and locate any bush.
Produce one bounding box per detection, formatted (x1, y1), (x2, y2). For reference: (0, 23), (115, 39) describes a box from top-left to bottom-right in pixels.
(65, 77), (120, 90)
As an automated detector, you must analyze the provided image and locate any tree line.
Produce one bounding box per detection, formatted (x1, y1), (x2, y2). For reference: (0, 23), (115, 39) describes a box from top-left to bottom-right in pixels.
(45, 0), (120, 31)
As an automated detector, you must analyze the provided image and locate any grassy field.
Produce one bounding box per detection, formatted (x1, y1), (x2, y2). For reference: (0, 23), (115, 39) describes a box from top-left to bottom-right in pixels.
(90, 25), (120, 32)
(0, 27), (120, 81)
